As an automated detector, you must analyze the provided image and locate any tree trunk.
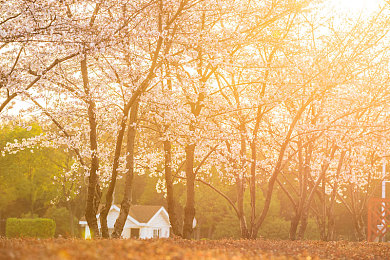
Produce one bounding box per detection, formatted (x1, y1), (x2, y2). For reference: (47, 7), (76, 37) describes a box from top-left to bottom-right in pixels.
(252, 100), (311, 238)
(290, 140), (304, 240)
(100, 106), (131, 238)
(183, 144), (196, 239)
(237, 175), (249, 238)
(238, 121), (249, 238)
(297, 211), (309, 240)
(289, 214), (300, 240)
(164, 140), (182, 236)
(316, 212), (327, 241)
(295, 141), (312, 240)
(249, 137), (256, 237)
(112, 100), (139, 238)
(81, 56), (101, 238)
(68, 201), (75, 237)
(352, 214), (366, 241)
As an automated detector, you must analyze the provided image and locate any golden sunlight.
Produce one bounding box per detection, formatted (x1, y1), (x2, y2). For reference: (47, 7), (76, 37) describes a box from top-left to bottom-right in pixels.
(329, 0), (385, 15)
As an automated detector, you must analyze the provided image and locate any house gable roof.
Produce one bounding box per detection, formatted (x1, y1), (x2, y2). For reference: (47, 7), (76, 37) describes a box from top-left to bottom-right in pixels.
(128, 205), (163, 224)
(79, 205), (165, 225)
(146, 206), (170, 226)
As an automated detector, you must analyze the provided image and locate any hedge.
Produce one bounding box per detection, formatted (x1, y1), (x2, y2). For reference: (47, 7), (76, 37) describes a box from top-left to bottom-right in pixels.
(6, 218), (56, 238)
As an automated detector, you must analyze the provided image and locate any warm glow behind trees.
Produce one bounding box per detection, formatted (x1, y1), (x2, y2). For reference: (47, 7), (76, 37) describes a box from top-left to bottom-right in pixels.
(2, 0), (390, 241)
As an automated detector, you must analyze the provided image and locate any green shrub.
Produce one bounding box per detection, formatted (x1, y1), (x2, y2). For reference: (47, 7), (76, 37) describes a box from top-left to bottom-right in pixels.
(6, 218), (56, 238)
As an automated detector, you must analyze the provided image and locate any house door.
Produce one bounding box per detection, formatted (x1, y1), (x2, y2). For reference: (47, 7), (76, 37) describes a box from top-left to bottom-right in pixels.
(130, 228), (140, 238)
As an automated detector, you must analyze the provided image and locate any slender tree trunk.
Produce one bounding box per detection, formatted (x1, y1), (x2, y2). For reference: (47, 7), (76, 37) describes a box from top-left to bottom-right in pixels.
(247, 46), (275, 238)
(316, 211), (327, 241)
(67, 201), (75, 237)
(237, 121), (249, 238)
(107, 5), (167, 236)
(252, 99), (311, 238)
(249, 138), (257, 238)
(325, 150), (346, 241)
(315, 150), (347, 241)
(183, 144), (196, 239)
(81, 57), (101, 238)
(354, 214), (366, 241)
(164, 140), (182, 236)
(237, 168), (249, 237)
(290, 140), (305, 240)
(301, 145), (338, 240)
(100, 106), (131, 238)
(237, 175), (249, 238)
(295, 141), (312, 240)
(182, 89), (204, 239)
(236, 125), (248, 238)
(112, 101), (139, 238)
(249, 142), (257, 238)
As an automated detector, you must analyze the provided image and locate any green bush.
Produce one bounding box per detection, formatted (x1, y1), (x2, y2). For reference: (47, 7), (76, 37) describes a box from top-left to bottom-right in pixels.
(6, 218), (56, 238)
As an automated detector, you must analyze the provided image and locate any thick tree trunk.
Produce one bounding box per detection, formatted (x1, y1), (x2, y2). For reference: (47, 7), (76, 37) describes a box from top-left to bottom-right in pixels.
(297, 211), (309, 240)
(164, 140), (182, 236)
(289, 214), (300, 241)
(100, 106), (131, 238)
(112, 101), (139, 238)
(81, 57), (101, 238)
(183, 144), (196, 239)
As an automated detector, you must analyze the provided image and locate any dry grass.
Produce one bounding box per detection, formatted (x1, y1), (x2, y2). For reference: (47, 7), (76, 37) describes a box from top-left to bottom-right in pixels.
(1, 238), (390, 259)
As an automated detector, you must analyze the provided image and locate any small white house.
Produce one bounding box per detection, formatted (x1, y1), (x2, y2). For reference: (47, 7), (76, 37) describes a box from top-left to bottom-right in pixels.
(79, 205), (170, 239)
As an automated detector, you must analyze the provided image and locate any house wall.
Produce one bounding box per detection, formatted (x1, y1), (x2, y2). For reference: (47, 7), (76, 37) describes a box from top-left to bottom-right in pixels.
(106, 210), (120, 228)
(81, 206), (171, 239)
(139, 227), (170, 239)
(143, 211), (170, 238)
(122, 227), (131, 238)
(101, 209), (139, 238)
(140, 228), (152, 239)
(160, 227), (170, 238)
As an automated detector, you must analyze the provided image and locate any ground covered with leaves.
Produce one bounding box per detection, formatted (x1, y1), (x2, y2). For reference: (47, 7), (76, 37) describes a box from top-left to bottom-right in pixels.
(1, 238), (390, 259)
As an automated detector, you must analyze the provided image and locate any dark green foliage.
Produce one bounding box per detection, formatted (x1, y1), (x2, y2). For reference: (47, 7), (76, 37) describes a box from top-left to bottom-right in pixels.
(6, 218), (56, 238)
(193, 175), (295, 239)
(0, 124), (59, 216)
(303, 218), (321, 240)
(44, 207), (78, 237)
(259, 217), (290, 240)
